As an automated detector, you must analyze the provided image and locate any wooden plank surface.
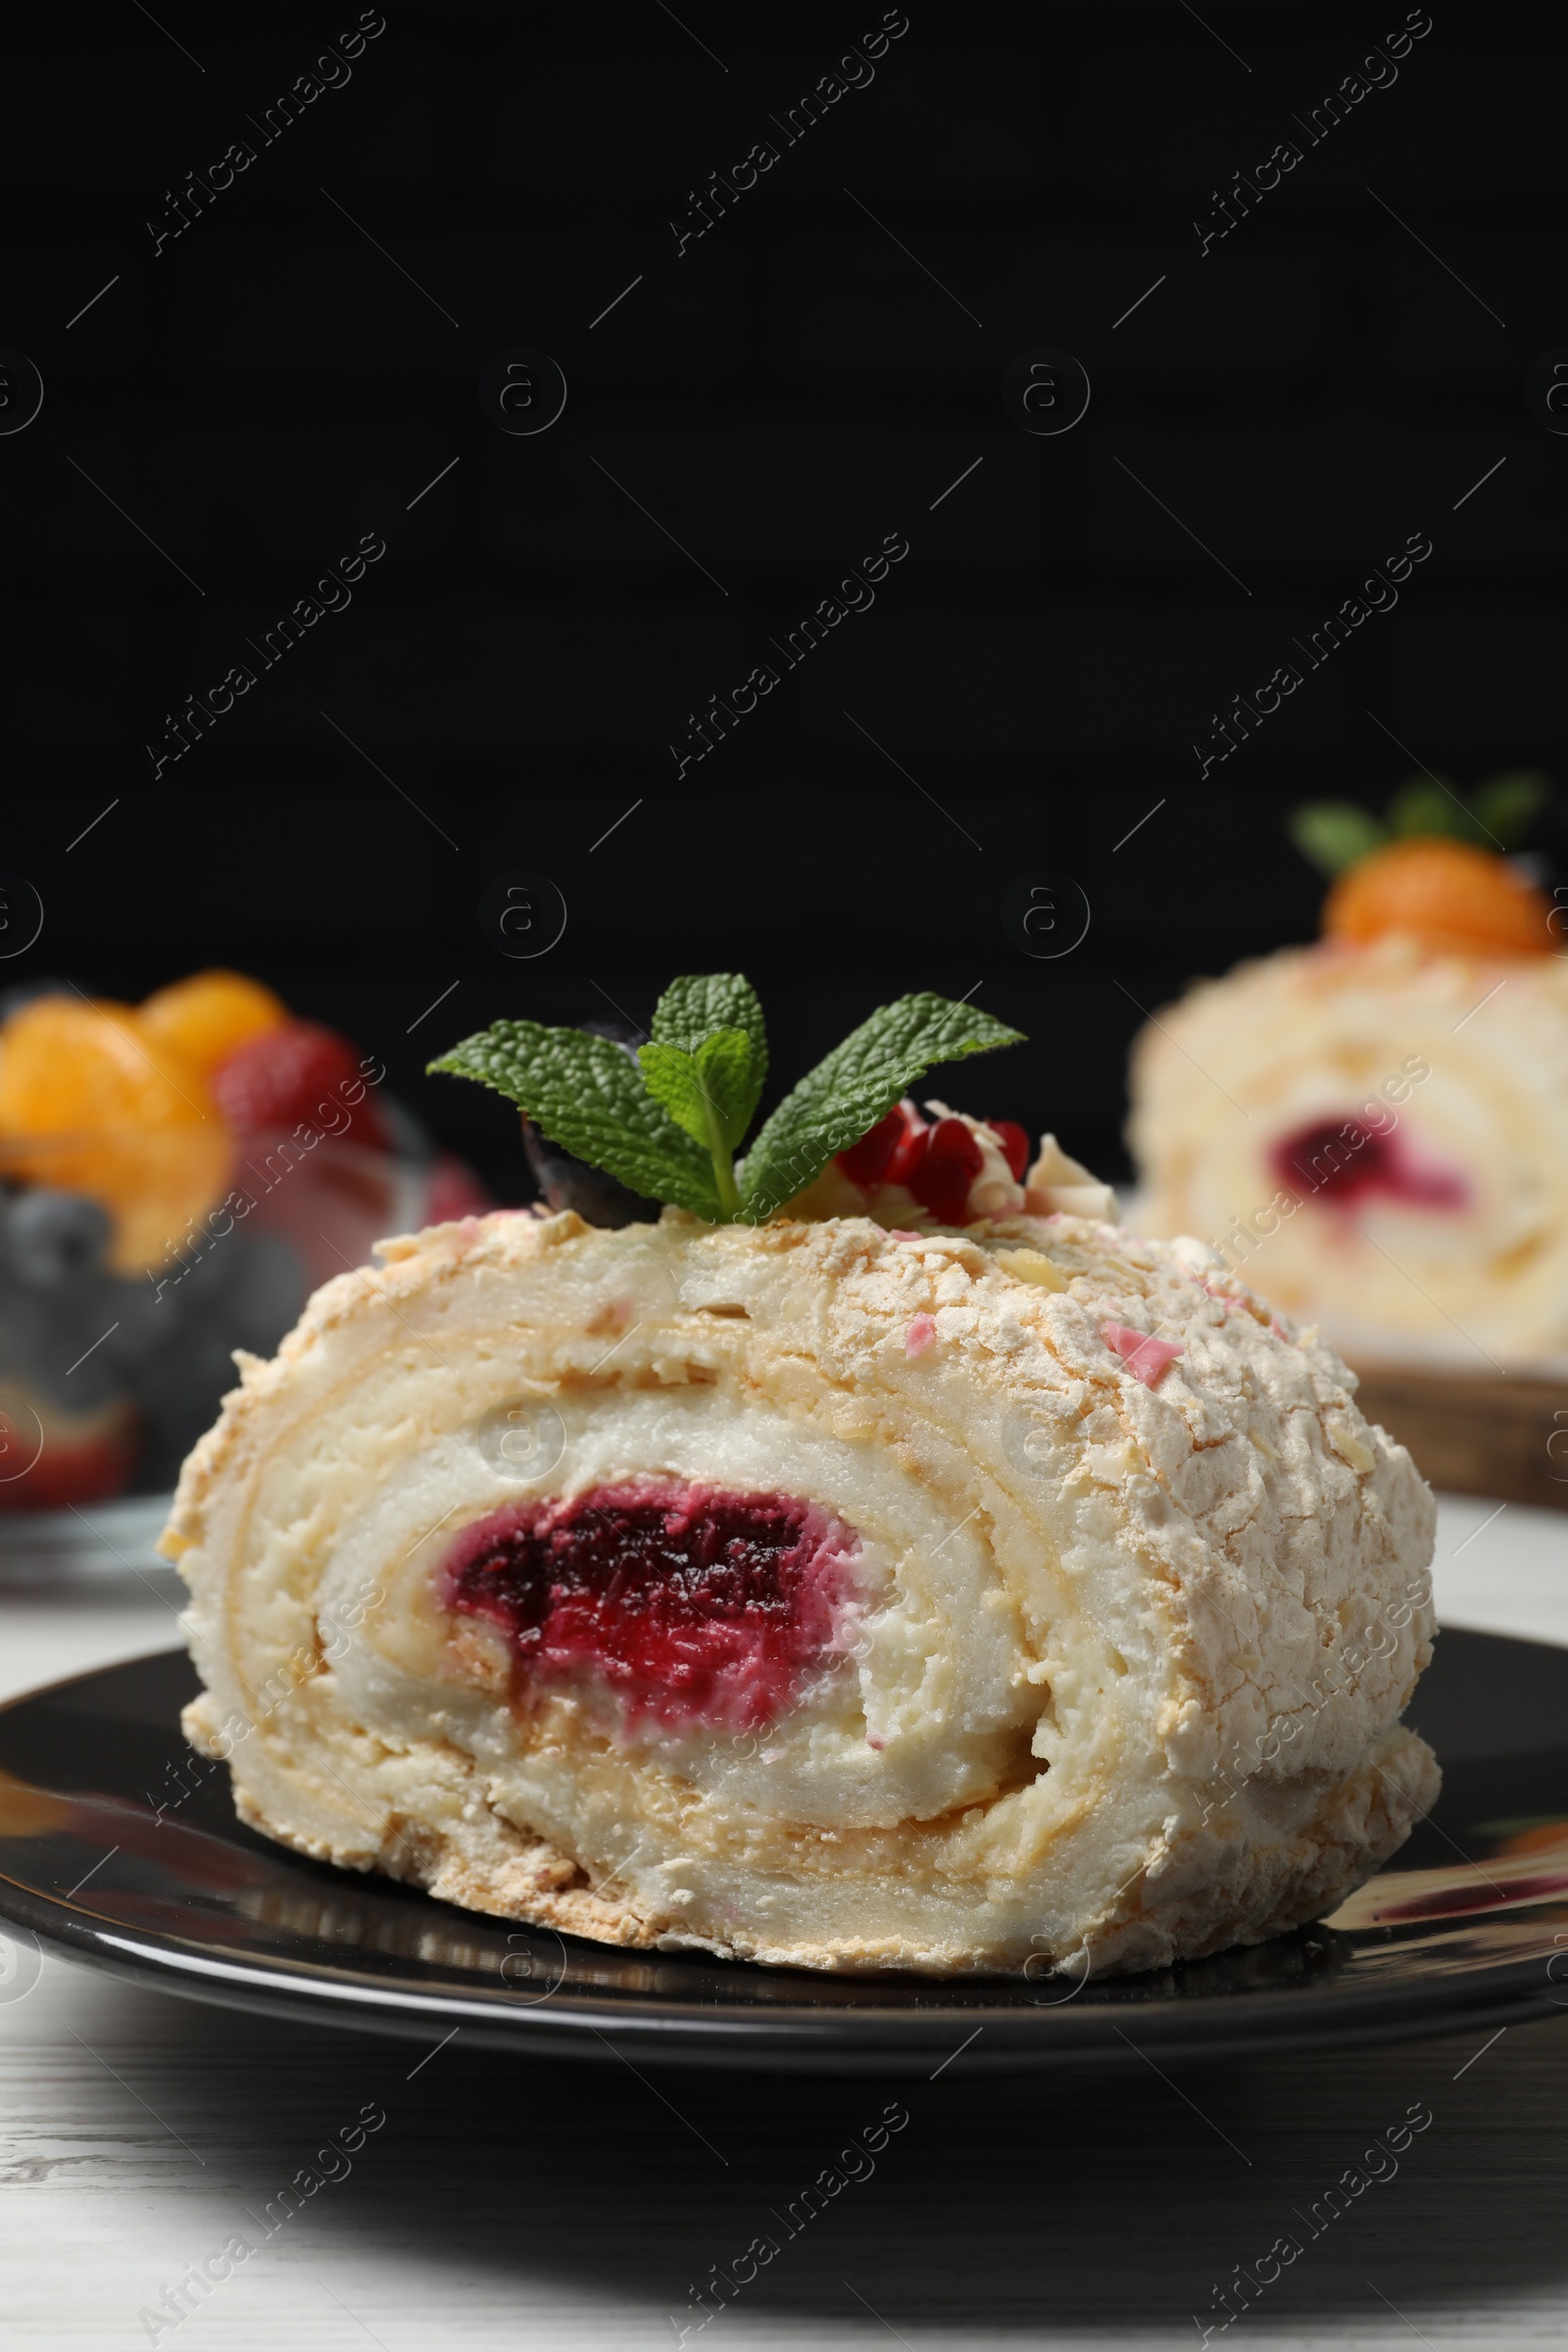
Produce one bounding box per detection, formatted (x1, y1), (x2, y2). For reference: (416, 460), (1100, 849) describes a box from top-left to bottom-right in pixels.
(1351, 1365), (1568, 1513)
(1, 1956), (1566, 2350)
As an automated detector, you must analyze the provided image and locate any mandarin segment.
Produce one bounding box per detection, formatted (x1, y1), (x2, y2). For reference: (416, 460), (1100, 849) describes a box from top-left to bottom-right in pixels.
(139, 968), (290, 1073)
(1323, 837), (1551, 957)
(0, 997), (231, 1271)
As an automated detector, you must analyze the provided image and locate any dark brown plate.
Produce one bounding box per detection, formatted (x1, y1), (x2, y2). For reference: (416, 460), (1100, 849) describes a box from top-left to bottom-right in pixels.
(0, 1633), (1565, 2071)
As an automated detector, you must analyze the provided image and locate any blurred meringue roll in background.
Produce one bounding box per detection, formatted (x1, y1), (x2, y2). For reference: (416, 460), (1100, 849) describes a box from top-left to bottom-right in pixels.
(167, 977), (1439, 1978)
(1129, 773), (1568, 1374)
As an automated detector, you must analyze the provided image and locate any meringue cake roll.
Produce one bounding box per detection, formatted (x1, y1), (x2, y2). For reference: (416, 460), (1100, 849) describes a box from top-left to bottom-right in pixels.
(1130, 936), (1568, 1371)
(165, 1206), (1438, 1977)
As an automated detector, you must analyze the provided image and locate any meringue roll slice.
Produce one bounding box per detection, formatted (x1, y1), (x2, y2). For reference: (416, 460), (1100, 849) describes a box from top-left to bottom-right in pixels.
(1129, 936), (1568, 1371)
(167, 1206), (1439, 1977)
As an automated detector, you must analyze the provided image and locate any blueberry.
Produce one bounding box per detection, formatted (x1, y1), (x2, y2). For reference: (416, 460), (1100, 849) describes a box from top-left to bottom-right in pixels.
(520, 1015), (660, 1229)
(0, 979), (73, 1023)
(522, 1118), (660, 1228)
(6, 1189), (112, 1288)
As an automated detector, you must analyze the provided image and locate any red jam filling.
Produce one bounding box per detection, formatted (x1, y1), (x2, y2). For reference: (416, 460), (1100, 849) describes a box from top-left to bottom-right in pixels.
(441, 1481), (859, 1735)
(1271, 1118), (1467, 1211)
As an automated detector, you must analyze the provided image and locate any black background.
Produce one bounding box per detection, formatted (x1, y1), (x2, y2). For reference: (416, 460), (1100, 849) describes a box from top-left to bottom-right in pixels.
(6, 0), (1562, 1200)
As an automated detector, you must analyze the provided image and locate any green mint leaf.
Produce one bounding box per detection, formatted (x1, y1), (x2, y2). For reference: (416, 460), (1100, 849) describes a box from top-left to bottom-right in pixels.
(429, 1021), (721, 1218)
(1288, 803), (1389, 878)
(651, 973), (768, 1077)
(737, 993), (1025, 1222)
(1472, 769), (1550, 848)
(639, 1026), (762, 1154)
(1387, 776), (1481, 844)
(648, 976), (767, 1192)
(635, 1042), (711, 1147)
(693, 1028), (760, 1152)
(638, 1028), (757, 1213)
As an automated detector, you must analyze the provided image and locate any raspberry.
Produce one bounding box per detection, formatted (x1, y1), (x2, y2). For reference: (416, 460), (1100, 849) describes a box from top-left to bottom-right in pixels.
(212, 1021), (389, 1150)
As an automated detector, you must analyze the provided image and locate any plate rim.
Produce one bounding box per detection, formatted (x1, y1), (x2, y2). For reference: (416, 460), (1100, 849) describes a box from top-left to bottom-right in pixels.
(1, 1645), (1565, 2072)
(5, 1886), (1563, 2073)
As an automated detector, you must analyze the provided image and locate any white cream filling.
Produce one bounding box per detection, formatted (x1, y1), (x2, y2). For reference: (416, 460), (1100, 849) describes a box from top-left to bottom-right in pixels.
(316, 1384), (1037, 1830)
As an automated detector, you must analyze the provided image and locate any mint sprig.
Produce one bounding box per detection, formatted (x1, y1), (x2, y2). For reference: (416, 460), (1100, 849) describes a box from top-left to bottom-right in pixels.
(637, 972), (768, 1214)
(1288, 802), (1387, 880)
(428, 1019), (723, 1218)
(1291, 769), (1551, 878)
(430, 974), (1024, 1227)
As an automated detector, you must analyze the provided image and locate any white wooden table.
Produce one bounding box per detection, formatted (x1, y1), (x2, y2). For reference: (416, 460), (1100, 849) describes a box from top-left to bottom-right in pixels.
(1, 1494), (1565, 2350)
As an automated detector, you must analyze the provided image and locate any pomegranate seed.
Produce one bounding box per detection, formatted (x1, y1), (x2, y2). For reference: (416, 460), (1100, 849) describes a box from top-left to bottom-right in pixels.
(990, 1120), (1031, 1182)
(909, 1118), (984, 1225)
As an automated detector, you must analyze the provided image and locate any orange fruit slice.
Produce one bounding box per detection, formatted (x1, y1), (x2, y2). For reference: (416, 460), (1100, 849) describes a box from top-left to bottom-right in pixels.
(0, 997), (231, 1272)
(139, 967), (289, 1074)
(1323, 837), (1551, 957)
